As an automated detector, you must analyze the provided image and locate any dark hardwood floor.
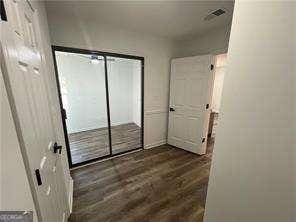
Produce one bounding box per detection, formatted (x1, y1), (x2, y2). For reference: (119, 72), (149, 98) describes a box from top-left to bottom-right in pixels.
(69, 140), (214, 222)
(69, 123), (142, 164)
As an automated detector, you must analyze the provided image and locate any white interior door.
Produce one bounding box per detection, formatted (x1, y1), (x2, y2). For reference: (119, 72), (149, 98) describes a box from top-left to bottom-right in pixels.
(1, 1), (68, 221)
(168, 55), (214, 154)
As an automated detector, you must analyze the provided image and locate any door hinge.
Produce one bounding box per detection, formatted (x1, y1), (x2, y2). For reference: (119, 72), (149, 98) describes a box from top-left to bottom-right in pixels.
(169, 107), (175, 112)
(0, 0), (7, 22)
(202, 138), (206, 143)
(62, 108), (67, 119)
(210, 64), (214, 70)
(35, 169), (42, 186)
(206, 104), (209, 109)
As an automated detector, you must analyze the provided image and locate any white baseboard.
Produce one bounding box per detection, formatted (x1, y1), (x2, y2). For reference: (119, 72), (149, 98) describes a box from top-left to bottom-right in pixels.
(68, 177), (73, 214)
(145, 140), (167, 149)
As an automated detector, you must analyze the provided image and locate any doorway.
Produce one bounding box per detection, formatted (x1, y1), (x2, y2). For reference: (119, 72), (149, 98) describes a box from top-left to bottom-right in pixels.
(207, 53), (227, 152)
(52, 46), (144, 167)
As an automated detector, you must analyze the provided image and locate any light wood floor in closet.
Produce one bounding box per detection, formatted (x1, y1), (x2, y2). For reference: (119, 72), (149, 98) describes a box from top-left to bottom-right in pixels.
(69, 123), (142, 164)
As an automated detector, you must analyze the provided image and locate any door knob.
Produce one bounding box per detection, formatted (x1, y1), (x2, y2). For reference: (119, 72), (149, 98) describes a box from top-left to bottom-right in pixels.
(170, 107), (175, 112)
(53, 142), (62, 154)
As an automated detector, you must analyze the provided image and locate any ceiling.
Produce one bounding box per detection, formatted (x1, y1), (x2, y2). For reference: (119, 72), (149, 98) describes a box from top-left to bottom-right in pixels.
(45, 1), (234, 41)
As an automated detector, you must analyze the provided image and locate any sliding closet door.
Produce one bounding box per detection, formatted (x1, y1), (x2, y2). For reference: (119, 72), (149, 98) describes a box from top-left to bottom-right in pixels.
(55, 51), (110, 164)
(107, 56), (142, 154)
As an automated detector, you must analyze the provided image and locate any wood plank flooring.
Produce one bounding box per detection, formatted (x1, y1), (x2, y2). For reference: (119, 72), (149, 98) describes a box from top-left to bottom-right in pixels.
(69, 140), (214, 222)
(69, 123), (142, 164)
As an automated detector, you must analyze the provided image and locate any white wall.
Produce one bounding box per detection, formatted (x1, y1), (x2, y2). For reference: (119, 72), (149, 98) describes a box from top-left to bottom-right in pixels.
(56, 53), (142, 133)
(47, 13), (174, 148)
(108, 58), (141, 127)
(204, 2), (295, 222)
(174, 25), (231, 58)
(109, 59), (132, 127)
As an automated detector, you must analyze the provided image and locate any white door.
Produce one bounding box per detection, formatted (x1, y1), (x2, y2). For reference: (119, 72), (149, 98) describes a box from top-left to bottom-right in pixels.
(1, 1), (69, 221)
(168, 55), (214, 154)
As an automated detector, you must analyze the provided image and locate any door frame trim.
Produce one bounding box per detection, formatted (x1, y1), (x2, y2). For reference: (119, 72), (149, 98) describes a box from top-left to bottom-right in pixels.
(51, 45), (145, 168)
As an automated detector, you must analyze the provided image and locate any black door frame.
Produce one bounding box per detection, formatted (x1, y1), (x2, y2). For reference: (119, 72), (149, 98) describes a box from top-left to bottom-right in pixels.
(52, 45), (144, 168)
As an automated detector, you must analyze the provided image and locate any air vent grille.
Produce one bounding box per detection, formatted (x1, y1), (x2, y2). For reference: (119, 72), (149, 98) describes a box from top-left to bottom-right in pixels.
(212, 9), (226, 16)
(204, 9), (226, 21)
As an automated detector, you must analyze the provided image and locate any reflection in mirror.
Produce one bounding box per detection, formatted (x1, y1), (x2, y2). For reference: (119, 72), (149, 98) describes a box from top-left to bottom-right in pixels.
(55, 51), (110, 164)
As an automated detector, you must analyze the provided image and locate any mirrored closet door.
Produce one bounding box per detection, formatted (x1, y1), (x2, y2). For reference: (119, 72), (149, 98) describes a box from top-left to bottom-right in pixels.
(53, 47), (144, 167)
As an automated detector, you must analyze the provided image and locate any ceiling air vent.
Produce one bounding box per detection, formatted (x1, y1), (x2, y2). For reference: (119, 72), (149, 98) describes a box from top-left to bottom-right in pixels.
(204, 9), (226, 21)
